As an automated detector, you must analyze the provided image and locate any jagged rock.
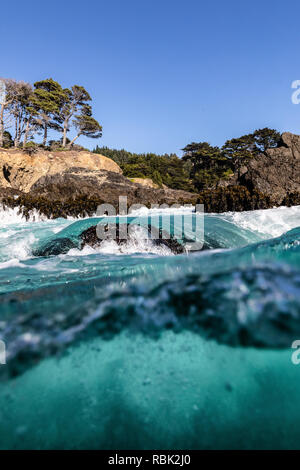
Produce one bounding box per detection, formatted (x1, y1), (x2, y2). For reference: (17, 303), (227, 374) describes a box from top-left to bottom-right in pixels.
(3, 168), (195, 218)
(0, 187), (23, 202)
(30, 168), (197, 206)
(238, 132), (300, 205)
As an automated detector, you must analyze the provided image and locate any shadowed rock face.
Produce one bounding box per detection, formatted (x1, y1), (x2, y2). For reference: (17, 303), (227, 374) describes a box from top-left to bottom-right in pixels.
(196, 132), (300, 211)
(0, 187), (22, 202)
(238, 132), (300, 205)
(29, 168), (198, 206)
(1, 168), (196, 219)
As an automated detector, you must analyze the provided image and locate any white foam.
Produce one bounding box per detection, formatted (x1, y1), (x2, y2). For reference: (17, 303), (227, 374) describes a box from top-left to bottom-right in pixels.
(129, 205), (195, 217)
(0, 205), (46, 226)
(222, 205), (300, 238)
(66, 226), (173, 257)
(0, 258), (26, 269)
(6, 232), (37, 261)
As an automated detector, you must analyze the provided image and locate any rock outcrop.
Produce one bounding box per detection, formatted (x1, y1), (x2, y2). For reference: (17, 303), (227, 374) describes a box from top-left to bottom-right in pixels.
(2, 166), (197, 218)
(0, 149), (122, 192)
(0, 149), (198, 218)
(30, 168), (197, 206)
(198, 132), (300, 211)
(238, 132), (300, 205)
(1, 132), (300, 217)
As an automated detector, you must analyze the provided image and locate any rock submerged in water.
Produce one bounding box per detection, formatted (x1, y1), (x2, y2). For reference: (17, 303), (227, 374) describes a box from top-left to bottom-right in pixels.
(32, 238), (78, 257)
(80, 223), (185, 254)
(33, 223), (186, 257)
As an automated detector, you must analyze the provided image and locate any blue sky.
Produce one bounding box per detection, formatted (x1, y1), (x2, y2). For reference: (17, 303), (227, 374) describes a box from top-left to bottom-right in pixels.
(2, 0), (300, 154)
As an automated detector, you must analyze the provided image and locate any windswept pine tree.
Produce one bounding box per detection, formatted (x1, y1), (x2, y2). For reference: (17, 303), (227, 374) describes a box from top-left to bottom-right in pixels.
(55, 85), (93, 147)
(31, 78), (65, 146)
(252, 128), (281, 152)
(67, 104), (102, 148)
(222, 128), (281, 177)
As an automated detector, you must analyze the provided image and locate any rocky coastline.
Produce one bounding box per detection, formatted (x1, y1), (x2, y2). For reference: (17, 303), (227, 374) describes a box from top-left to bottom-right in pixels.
(0, 132), (300, 218)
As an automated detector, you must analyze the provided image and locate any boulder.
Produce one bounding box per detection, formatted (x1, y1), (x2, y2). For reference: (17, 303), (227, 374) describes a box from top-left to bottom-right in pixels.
(80, 224), (185, 254)
(0, 149), (122, 192)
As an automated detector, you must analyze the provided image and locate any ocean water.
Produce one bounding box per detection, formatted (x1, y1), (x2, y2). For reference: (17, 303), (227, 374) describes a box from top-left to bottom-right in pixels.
(0, 205), (299, 449)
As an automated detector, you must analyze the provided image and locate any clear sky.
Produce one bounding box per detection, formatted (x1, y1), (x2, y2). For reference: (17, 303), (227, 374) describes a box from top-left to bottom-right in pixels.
(2, 0), (300, 154)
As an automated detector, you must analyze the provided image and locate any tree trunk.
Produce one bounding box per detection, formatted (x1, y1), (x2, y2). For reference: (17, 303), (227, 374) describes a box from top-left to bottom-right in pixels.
(62, 118), (69, 147)
(17, 113), (22, 144)
(67, 133), (81, 148)
(23, 120), (30, 148)
(0, 104), (4, 148)
(14, 116), (18, 148)
(43, 123), (47, 146)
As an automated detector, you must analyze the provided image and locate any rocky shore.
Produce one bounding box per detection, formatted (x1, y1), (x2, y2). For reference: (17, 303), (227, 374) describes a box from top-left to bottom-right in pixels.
(0, 132), (300, 218)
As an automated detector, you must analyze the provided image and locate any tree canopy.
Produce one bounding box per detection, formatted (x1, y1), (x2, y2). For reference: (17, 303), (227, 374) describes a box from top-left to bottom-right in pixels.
(0, 77), (102, 149)
(0, 80), (281, 196)
(94, 127), (281, 193)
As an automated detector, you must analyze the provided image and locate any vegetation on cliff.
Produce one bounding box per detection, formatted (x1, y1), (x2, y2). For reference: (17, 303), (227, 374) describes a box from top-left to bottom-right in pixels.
(94, 128), (281, 193)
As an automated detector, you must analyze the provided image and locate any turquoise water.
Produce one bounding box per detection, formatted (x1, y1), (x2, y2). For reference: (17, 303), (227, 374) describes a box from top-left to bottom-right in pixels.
(0, 205), (299, 449)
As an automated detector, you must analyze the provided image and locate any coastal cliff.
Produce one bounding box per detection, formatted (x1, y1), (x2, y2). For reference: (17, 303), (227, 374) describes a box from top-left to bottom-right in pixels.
(0, 132), (300, 218)
(239, 132), (300, 205)
(0, 149), (198, 218)
(196, 132), (300, 212)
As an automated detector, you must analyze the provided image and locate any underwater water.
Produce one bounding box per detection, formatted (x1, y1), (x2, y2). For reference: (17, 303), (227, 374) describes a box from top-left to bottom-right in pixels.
(0, 204), (299, 449)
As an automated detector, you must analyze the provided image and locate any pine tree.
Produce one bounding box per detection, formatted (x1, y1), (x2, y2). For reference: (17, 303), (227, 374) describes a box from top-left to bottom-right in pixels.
(67, 104), (102, 148)
(31, 78), (65, 146)
(56, 85), (92, 147)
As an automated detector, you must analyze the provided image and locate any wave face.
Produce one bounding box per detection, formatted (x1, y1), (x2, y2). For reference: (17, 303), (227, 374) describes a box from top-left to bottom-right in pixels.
(0, 204), (300, 449)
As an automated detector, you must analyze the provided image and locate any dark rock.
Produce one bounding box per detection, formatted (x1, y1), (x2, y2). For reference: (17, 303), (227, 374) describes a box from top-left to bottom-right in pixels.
(0, 187), (23, 202)
(32, 238), (78, 257)
(238, 132), (300, 206)
(197, 185), (271, 212)
(80, 223), (185, 254)
(30, 168), (198, 207)
(4, 168), (198, 219)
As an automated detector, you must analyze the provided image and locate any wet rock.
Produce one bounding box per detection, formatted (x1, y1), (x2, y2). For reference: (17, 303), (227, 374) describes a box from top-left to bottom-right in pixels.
(32, 238), (78, 257)
(80, 223), (185, 255)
